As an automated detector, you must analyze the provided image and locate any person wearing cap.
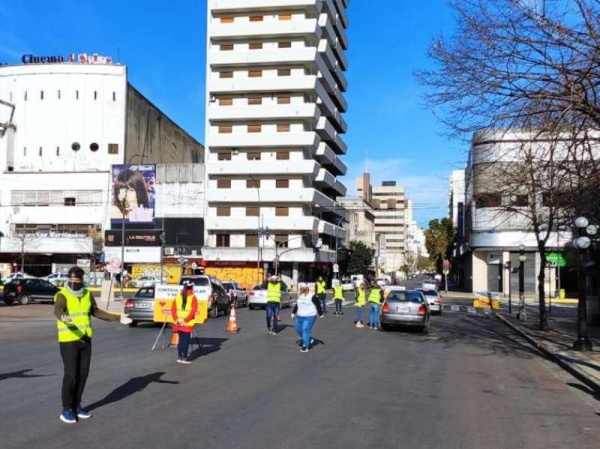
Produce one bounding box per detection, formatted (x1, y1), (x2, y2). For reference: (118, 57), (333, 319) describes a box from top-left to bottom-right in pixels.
(170, 281), (199, 364)
(315, 275), (327, 313)
(261, 274), (287, 335)
(291, 282), (323, 352)
(53, 266), (132, 424)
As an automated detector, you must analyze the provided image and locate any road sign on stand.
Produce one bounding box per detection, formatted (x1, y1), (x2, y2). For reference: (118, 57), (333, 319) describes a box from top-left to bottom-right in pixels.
(333, 263), (339, 273)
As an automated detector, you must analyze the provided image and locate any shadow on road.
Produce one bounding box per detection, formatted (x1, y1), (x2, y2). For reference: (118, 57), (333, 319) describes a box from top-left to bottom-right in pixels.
(567, 382), (600, 402)
(87, 371), (179, 411)
(0, 369), (51, 381)
(188, 337), (228, 360)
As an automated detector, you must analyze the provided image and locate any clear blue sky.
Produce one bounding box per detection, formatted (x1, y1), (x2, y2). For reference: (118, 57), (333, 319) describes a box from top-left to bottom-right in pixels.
(0, 0), (466, 227)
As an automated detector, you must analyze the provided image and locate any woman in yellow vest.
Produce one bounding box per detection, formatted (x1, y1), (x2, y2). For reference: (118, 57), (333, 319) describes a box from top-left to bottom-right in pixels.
(367, 281), (384, 330)
(170, 281), (199, 364)
(54, 267), (132, 424)
(316, 276), (327, 313)
(333, 282), (345, 315)
(261, 275), (287, 335)
(354, 282), (367, 328)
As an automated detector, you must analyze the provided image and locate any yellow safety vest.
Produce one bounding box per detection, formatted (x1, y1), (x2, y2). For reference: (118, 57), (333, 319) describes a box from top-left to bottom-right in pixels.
(333, 285), (344, 300)
(175, 293), (196, 326)
(55, 288), (93, 343)
(316, 281), (327, 294)
(355, 289), (366, 307)
(368, 288), (382, 305)
(267, 282), (282, 303)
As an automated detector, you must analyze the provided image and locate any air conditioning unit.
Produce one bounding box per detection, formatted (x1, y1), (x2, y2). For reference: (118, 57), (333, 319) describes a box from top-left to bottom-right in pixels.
(164, 247), (174, 256)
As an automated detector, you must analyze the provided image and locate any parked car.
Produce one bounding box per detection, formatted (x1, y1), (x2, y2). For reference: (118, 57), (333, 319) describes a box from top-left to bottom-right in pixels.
(1, 272), (35, 285)
(379, 289), (430, 334)
(131, 276), (162, 288)
(222, 281), (248, 308)
(248, 285), (293, 310)
(341, 280), (355, 291)
(416, 288), (443, 315)
(42, 272), (69, 286)
(179, 275), (231, 318)
(123, 286), (156, 327)
(3, 278), (60, 305)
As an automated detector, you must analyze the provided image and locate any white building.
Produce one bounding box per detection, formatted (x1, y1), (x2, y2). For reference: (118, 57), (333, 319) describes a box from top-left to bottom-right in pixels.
(372, 181), (406, 274)
(448, 169), (465, 228)
(0, 58), (203, 277)
(202, 0), (349, 285)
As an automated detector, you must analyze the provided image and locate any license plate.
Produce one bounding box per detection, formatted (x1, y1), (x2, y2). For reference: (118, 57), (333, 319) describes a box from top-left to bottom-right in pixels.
(137, 301), (153, 309)
(395, 304), (409, 313)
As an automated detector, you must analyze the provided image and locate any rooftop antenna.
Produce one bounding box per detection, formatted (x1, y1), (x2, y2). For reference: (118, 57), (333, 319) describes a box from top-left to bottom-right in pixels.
(365, 148), (370, 174)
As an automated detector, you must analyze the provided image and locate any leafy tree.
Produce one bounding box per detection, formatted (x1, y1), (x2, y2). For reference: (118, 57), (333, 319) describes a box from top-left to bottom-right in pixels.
(346, 240), (374, 276)
(424, 218), (455, 272)
(417, 256), (432, 273)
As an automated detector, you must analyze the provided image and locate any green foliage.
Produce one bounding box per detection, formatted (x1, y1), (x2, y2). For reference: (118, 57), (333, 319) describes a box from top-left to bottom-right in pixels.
(346, 240), (374, 276)
(424, 218), (456, 270)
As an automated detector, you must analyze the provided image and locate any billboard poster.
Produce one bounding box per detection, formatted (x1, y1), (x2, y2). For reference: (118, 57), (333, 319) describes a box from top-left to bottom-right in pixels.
(110, 164), (156, 226)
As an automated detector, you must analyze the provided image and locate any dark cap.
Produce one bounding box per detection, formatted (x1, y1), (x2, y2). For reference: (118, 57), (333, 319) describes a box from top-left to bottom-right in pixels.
(67, 266), (85, 279)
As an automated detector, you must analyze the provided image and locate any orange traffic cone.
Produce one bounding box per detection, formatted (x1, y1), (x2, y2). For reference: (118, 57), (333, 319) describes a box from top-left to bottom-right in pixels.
(170, 330), (179, 346)
(226, 306), (240, 333)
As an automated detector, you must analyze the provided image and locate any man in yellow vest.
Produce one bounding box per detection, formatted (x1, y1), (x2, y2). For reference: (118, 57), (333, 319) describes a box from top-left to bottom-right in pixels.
(333, 281), (345, 315)
(54, 266), (132, 424)
(354, 282), (367, 328)
(261, 274), (287, 335)
(315, 276), (327, 314)
(367, 280), (384, 330)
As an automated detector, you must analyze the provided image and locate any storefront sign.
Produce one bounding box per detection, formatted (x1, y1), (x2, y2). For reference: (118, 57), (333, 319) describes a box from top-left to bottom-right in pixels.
(21, 52), (113, 65)
(105, 230), (162, 247)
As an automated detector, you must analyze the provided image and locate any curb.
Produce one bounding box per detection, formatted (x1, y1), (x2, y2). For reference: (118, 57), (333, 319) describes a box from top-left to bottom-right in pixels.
(496, 314), (600, 394)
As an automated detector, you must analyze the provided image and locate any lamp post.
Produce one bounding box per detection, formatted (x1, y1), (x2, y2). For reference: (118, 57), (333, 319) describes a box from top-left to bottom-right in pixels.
(572, 216), (596, 351)
(118, 187), (127, 300)
(517, 245), (526, 320)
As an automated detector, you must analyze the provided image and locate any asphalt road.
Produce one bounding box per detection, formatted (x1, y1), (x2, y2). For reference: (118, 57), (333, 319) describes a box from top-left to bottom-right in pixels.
(0, 293), (599, 449)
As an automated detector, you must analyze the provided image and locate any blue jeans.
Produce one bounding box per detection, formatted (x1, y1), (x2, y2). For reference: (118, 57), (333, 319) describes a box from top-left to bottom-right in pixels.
(334, 299), (343, 313)
(318, 293), (326, 312)
(355, 306), (364, 323)
(177, 332), (191, 359)
(295, 315), (317, 349)
(369, 303), (380, 328)
(266, 302), (281, 332)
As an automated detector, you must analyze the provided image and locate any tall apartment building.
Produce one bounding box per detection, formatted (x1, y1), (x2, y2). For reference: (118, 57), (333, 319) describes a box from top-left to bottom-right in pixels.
(203, 1), (349, 286)
(372, 181), (406, 274)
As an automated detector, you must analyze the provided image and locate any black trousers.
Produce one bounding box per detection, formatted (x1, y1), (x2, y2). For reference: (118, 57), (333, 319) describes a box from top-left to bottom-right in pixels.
(59, 339), (92, 410)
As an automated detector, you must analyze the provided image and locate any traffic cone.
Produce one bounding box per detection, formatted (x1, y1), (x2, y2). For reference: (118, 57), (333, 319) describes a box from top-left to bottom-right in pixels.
(170, 330), (179, 346)
(226, 306), (240, 333)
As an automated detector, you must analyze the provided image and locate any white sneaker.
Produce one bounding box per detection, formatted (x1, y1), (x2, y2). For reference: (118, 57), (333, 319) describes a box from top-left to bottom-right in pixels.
(179, 359), (192, 365)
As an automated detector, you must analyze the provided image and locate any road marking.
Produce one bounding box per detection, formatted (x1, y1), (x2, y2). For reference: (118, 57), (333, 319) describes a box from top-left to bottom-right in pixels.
(467, 306), (476, 314)
(451, 305), (460, 312)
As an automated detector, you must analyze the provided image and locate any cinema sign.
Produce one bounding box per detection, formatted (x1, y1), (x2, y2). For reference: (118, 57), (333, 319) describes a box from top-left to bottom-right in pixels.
(22, 52), (113, 65)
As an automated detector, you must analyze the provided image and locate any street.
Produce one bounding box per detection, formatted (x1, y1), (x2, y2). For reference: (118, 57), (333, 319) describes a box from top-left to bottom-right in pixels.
(0, 292), (599, 449)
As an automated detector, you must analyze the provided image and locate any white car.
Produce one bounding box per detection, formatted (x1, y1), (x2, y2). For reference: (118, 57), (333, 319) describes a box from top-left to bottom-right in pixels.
(43, 272), (69, 286)
(133, 276), (162, 288)
(341, 281), (355, 291)
(2, 272), (36, 284)
(248, 285), (293, 310)
(416, 288), (443, 315)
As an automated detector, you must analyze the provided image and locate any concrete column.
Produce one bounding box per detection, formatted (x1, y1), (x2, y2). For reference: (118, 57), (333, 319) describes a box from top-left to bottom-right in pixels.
(502, 250), (510, 297)
(292, 262), (299, 290)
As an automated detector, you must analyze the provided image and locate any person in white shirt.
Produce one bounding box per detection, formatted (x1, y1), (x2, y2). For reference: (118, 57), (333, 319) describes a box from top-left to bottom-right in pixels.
(291, 283), (324, 353)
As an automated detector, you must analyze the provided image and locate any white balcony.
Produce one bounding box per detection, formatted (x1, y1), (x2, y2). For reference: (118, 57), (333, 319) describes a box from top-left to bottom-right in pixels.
(210, 18), (321, 41)
(209, 74), (319, 94)
(318, 220), (346, 239)
(210, 48), (319, 68)
(209, 0), (320, 13)
(315, 118), (346, 154)
(208, 103), (319, 122)
(0, 236), (95, 255)
(205, 216), (318, 232)
(313, 142), (346, 175)
(203, 246), (319, 263)
(208, 160), (320, 177)
(207, 188), (336, 208)
(472, 208), (531, 231)
(314, 167), (336, 189)
(209, 131), (320, 149)
(333, 178), (346, 196)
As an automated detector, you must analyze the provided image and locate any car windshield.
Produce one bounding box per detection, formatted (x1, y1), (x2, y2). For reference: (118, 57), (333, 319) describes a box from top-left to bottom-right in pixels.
(419, 290), (438, 296)
(222, 283), (233, 289)
(180, 277), (209, 286)
(387, 292), (423, 303)
(253, 285), (264, 290)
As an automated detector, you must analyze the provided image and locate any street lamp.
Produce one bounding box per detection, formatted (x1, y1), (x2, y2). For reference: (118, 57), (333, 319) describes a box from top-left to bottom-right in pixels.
(517, 244), (526, 320)
(572, 216), (596, 351)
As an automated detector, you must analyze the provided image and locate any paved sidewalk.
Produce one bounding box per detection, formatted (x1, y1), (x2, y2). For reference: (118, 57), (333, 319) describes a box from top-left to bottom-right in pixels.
(496, 305), (600, 393)
(444, 289), (578, 305)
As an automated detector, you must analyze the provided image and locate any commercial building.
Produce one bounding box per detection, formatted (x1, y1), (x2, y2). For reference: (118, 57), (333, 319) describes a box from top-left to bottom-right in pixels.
(202, 0), (350, 287)
(0, 57), (203, 277)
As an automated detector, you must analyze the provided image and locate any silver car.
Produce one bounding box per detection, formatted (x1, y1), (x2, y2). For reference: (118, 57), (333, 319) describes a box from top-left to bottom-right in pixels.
(222, 281), (248, 308)
(416, 288), (443, 315)
(248, 285), (292, 310)
(123, 286), (156, 327)
(379, 289), (430, 334)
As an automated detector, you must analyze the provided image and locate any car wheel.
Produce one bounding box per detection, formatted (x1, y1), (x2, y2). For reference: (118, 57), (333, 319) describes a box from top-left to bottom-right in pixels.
(210, 303), (219, 318)
(129, 321), (138, 328)
(3, 298), (14, 306)
(19, 294), (30, 305)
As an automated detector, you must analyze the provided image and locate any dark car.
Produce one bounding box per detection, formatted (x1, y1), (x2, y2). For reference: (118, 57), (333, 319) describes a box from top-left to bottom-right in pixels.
(123, 286), (156, 327)
(3, 278), (60, 305)
(179, 275), (231, 318)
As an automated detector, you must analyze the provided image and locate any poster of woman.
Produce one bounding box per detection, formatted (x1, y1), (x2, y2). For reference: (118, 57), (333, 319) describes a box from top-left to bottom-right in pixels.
(110, 164), (156, 225)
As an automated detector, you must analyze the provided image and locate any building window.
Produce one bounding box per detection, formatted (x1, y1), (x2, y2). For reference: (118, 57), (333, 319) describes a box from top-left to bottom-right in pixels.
(475, 193), (502, 208)
(277, 96), (291, 104)
(39, 147), (42, 156)
(219, 125), (233, 134)
(219, 97), (233, 106)
(247, 179), (260, 188)
(246, 207), (259, 217)
(113, 92), (116, 101)
(247, 151), (261, 160)
(278, 68), (291, 77)
(248, 96), (262, 105)
(108, 143), (119, 154)
(279, 41), (292, 48)
(275, 234), (288, 248)
(218, 151), (232, 161)
(279, 13), (292, 21)
(249, 15), (263, 22)
(276, 151), (290, 160)
(220, 44), (234, 51)
(248, 124), (261, 133)
(511, 195), (528, 207)
(275, 207), (289, 217)
(387, 199), (397, 209)
(245, 234), (259, 247)
(249, 69), (262, 78)
(216, 234), (230, 247)
(277, 124), (290, 132)
(220, 17), (234, 23)
(216, 207), (231, 217)
(220, 71), (233, 79)
(64, 197), (76, 206)
(217, 179), (231, 189)
(249, 42), (263, 50)
(276, 179), (289, 188)
(40, 91), (44, 100)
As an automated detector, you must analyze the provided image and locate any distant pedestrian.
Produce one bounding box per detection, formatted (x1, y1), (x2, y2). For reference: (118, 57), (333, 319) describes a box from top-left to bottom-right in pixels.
(291, 283), (324, 352)
(367, 282), (384, 330)
(316, 276), (327, 313)
(261, 275), (287, 335)
(54, 266), (132, 424)
(170, 281), (199, 364)
(354, 282), (367, 328)
(333, 281), (344, 315)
